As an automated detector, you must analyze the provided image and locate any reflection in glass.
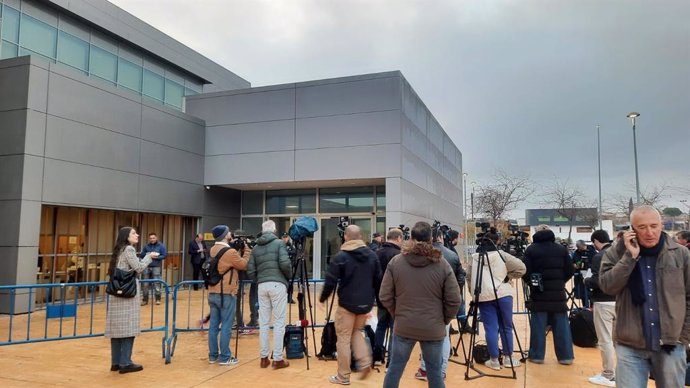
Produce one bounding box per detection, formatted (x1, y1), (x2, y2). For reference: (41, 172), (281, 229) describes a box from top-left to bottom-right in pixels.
(266, 189), (316, 214)
(57, 31), (89, 72)
(319, 187), (374, 213)
(20, 14), (58, 59)
(143, 69), (165, 101)
(117, 58), (142, 92)
(89, 45), (117, 83)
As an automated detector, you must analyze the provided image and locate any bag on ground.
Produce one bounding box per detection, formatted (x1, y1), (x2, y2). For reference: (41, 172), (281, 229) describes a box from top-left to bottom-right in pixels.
(284, 325), (305, 359)
(569, 308), (597, 348)
(318, 321), (338, 360)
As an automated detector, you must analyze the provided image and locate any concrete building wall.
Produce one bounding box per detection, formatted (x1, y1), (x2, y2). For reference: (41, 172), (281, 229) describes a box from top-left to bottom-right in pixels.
(0, 56), (240, 294)
(189, 71), (464, 231)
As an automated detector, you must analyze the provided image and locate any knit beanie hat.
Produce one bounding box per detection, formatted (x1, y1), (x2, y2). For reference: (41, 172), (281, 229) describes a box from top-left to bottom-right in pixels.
(212, 225), (229, 241)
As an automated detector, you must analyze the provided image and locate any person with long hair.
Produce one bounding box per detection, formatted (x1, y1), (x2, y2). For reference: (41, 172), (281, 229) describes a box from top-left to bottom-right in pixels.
(105, 227), (158, 373)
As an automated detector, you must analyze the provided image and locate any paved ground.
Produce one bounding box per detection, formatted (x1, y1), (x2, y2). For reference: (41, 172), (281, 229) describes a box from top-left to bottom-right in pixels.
(0, 285), (653, 387)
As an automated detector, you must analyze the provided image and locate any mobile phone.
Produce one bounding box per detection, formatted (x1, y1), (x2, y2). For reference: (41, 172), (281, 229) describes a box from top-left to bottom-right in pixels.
(630, 227), (639, 248)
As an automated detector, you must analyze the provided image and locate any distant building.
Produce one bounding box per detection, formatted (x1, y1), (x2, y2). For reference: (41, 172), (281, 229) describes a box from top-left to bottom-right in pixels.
(525, 208), (614, 243)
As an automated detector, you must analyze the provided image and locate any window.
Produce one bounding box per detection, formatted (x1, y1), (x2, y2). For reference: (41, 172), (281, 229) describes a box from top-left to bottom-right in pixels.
(242, 191), (263, 215)
(57, 31), (89, 73)
(143, 69), (165, 101)
(0, 41), (18, 59)
(89, 45), (117, 83)
(165, 79), (184, 108)
(375, 186), (386, 213)
(266, 189), (316, 214)
(242, 217), (263, 236)
(1, 5), (20, 44)
(117, 58), (142, 92)
(319, 187), (374, 213)
(20, 14), (57, 59)
(537, 216), (551, 222)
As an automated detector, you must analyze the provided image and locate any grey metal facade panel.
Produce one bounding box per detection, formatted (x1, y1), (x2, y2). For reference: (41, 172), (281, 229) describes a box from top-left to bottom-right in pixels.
(45, 0), (250, 89)
(25, 110), (47, 157)
(17, 199), (41, 246)
(137, 175), (203, 215)
(294, 144), (401, 181)
(0, 156), (24, 201)
(44, 115), (141, 173)
(295, 110), (402, 150)
(189, 88), (296, 126)
(42, 159), (139, 209)
(47, 71), (143, 138)
(139, 140), (204, 185)
(0, 200), (22, 246)
(205, 120), (295, 156)
(0, 110), (27, 156)
(0, 62), (30, 112)
(20, 155), (43, 202)
(141, 105), (205, 155)
(205, 151), (296, 185)
(295, 76), (402, 118)
(0, 247), (20, 285)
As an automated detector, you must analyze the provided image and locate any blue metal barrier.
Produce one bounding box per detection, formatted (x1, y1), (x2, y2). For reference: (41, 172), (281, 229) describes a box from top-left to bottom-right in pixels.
(166, 278), (330, 364)
(0, 279), (170, 359)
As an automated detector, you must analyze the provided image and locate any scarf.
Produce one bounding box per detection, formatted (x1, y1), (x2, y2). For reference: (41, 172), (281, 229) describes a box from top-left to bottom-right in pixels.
(628, 233), (666, 306)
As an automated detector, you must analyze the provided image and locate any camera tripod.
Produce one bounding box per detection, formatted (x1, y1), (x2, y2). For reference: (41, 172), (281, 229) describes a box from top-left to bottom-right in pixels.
(461, 241), (525, 380)
(287, 237), (318, 369)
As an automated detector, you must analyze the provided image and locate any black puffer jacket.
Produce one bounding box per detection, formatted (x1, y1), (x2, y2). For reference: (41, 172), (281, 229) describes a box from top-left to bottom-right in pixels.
(375, 242), (401, 308)
(320, 240), (382, 314)
(523, 230), (574, 312)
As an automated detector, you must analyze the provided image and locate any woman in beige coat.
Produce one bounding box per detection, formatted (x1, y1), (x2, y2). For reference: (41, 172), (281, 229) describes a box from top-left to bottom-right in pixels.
(105, 227), (158, 373)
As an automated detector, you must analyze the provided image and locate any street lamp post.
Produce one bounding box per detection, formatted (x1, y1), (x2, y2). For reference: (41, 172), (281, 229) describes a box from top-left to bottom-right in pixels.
(597, 125), (603, 230)
(463, 173), (468, 249)
(627, 112), (641, 204)
(470, 183), (476, 220)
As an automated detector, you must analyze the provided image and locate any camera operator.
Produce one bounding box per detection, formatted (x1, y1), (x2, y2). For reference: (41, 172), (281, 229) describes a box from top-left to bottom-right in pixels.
(468, 229), (525, 370)
(233, 230), (258, 332)
(522, 224), (575, 365)
(572, 240), (596, 308)
(373, 228), (404, 365)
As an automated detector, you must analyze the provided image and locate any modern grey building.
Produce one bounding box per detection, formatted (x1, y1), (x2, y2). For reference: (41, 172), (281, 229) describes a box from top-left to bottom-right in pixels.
(0, 0), (463, 311)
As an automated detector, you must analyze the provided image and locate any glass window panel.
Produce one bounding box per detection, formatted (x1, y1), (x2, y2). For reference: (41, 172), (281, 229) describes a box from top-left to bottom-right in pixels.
(184, 88), (197, 96)
(1, 5), (20, 43)
(376, 185), (386, 213)
(117, 57), (142, 92)
(143, 69), (164, 101)
(57, 31), (88, 72)
(20, 14), (57, 59)
(165, 79), (184, 108)
(89, 45), (117, 83)
(242, 191), (263, 215)
(242, 217), (263, 236)
(266, 189), (316, 214)
(319, 187), (374, 213)
(0, 40), (18, 59)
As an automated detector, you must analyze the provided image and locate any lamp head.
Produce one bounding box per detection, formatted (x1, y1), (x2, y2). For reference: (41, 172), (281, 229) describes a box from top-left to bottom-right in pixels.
(627, 112), (640, 119)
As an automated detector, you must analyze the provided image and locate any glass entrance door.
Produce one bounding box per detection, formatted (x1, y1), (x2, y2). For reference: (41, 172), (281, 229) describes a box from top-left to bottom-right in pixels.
(318, 216), (373, 279)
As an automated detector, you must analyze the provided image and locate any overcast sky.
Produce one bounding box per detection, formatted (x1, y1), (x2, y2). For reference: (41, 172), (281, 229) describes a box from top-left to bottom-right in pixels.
(111, 0), (690, 218)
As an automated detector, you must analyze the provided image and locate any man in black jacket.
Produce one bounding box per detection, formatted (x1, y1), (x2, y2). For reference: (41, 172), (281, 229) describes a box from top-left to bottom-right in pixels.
(187, 234), (208, 290)
(373, 228), (403, 364)
(320, 225), (381, 385)
(523, 225), (575, 365)
(584, 230), (616, 387)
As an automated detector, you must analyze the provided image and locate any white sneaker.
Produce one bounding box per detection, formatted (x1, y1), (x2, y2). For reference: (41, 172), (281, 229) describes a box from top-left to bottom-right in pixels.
(484, 358), (502, 370)
(588, 374), (615, 387)
(219, 357), (239, 366)
(502, 355), (522, 367)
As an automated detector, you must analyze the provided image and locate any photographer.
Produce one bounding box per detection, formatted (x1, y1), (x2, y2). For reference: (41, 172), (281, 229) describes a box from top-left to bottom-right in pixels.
(523, 225), (574, 365)
(468, 229), (525, 370)
(232, 229), (258, 332)
(572, 240), (596, 308)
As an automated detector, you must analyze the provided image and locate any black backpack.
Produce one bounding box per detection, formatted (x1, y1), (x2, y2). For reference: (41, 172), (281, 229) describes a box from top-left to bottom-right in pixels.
(569, 308), (597, 348)
(284, 325), (305, 359)
(201, 246), (231, 287)
(318, 287), (338, 360)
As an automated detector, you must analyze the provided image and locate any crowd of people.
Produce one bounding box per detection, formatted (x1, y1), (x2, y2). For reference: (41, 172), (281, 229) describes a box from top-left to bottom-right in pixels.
(103, 205), (690, 388)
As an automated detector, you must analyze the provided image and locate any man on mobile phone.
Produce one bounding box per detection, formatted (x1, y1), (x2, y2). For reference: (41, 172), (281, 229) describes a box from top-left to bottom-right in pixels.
(600, 205), (690, 387)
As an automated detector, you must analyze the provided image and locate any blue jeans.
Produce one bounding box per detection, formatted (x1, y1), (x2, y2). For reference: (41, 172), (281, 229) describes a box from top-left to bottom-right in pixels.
(110, 337), (134, 366)
(141, 266), (162, 301)
(208, 293), (237, 362)
(616, 344), (686, 388)
(457, 301), (468, 328)
(574, 276), (590, 308)
(478, 296), (514, 358)
(384, 334), (445, 388)
(528, 311), (573, 362)
(420, 324), (450, 374)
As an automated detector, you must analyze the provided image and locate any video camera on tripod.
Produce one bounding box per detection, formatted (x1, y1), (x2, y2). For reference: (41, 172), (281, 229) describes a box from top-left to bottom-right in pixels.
(502, 224), (529, 259)
(230, 233), (257, 253)
(397, 224), (411, 240)
(335, 216), (351, 243)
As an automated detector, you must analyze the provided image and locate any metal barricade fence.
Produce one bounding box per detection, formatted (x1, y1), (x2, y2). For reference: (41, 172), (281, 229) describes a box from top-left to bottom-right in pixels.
(0, 279), (170, 360)
(166, 278), (331, 364)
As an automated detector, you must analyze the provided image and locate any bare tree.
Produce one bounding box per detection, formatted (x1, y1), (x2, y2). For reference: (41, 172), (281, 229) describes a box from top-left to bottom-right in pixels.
(474, 169), (535, 225)
(542, 179), (592, 242)
(608, 183), (670, 215)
